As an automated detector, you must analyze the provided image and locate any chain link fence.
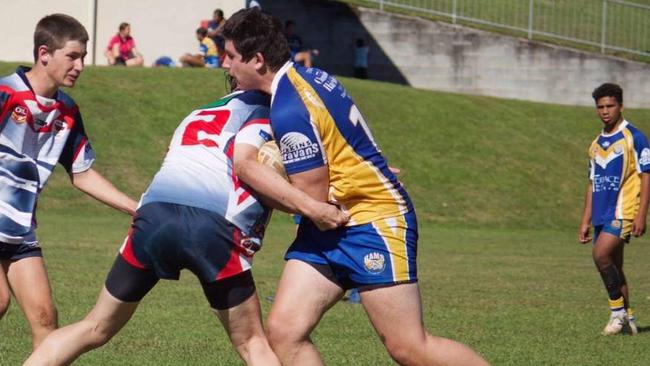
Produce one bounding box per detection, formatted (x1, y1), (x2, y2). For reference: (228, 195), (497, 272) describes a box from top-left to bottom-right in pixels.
(358, 0), (650, 56)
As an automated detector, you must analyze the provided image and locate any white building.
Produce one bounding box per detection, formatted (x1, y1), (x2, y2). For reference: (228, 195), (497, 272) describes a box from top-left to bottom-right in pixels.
(0, 0), (245, 66)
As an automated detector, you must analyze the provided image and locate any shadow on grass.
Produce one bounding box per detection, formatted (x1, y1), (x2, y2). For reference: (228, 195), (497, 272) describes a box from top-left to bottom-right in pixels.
(636, 325), (650, 334)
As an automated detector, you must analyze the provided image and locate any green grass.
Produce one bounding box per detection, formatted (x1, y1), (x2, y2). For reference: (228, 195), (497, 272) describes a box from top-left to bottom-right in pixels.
(338, 0), (650, 63)
(1, 63), (650, 364)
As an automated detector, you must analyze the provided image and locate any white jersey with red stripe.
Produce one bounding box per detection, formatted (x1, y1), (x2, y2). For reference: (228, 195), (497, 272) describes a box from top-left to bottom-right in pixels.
(0, 67), (95, 244)
(140, 90), (273, 244)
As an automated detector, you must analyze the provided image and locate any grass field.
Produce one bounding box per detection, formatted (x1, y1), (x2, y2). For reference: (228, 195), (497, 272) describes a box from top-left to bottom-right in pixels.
(1, 62), (650, 365)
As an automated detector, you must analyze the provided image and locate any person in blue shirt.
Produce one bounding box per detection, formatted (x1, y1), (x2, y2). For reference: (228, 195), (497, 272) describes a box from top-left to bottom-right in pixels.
(578, 83), (650, 336)
(284, 20), (318, 68)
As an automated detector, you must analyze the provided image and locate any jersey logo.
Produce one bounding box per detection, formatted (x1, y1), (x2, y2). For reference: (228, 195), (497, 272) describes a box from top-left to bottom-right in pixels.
(259, 129), (273, 142)
(594, 143), (624, 169)
(640, 148), (650, 165)
(11, 105), (28, 123)
(279, 132), (319, 164)
(614, 145), (623, 155)
(363, 252), (386, 274)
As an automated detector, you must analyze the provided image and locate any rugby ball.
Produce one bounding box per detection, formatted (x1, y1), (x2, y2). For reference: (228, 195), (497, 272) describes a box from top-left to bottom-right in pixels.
(258, 141), (287, 178)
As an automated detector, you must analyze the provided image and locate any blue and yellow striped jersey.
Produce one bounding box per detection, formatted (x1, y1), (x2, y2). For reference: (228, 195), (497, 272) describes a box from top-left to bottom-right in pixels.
(588, 120), (650, 225)
(270, 62), (413, 226)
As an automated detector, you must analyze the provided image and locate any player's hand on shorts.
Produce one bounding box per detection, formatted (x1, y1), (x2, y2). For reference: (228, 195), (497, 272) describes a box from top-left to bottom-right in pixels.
(311, 202), (349, 230)
(578, 223), (592, 244)
(631, 216), (646, 237)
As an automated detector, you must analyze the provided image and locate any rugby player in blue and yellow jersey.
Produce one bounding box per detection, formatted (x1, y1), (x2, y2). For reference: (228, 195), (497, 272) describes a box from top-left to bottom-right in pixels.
(223, 8), (490, 366)
(578, 83), (650, 336)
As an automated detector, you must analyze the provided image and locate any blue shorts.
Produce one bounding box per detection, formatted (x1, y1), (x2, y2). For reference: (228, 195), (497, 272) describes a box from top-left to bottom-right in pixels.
(0, 241), (42, 261)
(594, 219), (632, 244)
(120, 202), (254, 283)
(205, 56), (220, 68)
(286, 211), (418, 289)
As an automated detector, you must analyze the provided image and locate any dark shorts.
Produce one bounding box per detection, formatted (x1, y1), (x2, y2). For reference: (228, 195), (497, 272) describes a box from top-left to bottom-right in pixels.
(105, 254), (255, 310)
(119, 202), (254, 282)
(105, 202), (256, 308)
(286, 211), (418, 290)
(0, 241), (42, 261)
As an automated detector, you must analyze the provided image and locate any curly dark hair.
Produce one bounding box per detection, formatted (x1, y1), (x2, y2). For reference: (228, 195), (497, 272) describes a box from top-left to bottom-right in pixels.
(592, 83), (623, 105)
(223, 8), (290, 72)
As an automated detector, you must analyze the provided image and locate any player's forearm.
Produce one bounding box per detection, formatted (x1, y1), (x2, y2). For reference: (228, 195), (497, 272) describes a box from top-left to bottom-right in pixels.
(235, 158), (323, 217)
(580, 183), (593, 225)
(71, 169), (138, 215)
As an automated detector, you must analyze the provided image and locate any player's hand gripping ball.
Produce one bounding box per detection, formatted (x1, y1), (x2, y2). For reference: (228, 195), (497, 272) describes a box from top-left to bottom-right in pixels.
(258, 141), (287, 179)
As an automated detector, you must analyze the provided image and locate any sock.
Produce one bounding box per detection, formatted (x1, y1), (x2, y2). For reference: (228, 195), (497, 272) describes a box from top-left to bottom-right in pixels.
(599, 264), (623, 300)
(609, 296), (625, 314)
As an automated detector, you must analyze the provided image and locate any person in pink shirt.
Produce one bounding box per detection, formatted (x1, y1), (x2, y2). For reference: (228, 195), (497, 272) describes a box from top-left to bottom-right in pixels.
(104, 22), (144, 67)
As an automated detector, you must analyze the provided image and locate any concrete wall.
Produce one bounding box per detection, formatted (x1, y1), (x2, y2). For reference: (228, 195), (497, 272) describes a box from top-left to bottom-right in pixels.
(361, 9), (650, 108)
(0, 0), (243, 66)
(262, 0), (650, 108)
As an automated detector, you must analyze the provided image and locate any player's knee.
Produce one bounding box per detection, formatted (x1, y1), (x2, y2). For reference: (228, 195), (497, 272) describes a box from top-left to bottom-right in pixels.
(382, 332), (428, 365)
(265, 317), (284, 346)
(384, 340), (417, 365)
(266, 315), (300, 348)
(81, 319), (116, 348)
(232, 333), (271, 361)
(592, 251), (611, 270)
(27, 304), (58, 331)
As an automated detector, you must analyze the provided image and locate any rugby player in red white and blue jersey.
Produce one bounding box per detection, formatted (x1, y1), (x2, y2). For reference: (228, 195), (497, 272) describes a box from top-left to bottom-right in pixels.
(0, 14), (138, 350)
(222, 8), (490, 366)
(578, 83), (650, 336)
(25, 83), (347, 364)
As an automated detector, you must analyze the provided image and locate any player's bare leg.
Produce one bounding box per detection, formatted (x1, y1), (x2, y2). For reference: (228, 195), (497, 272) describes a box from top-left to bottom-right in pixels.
(361, 282), (490, 366)
(0, 261), (11, 319)
(216, 291), (280, 366)
(266, 259), (344, 365)
(592, 232), (626, 303)
(592, 232), (625, 277)
(591, 232), (632, 335)
(23, 286), (139, 366)
(6, 257), (58, 349)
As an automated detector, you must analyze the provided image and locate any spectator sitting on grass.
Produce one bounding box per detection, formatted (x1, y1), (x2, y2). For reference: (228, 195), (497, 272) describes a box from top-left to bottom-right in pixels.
(180, 27), (219, 68)
(104, 22), (144, 67)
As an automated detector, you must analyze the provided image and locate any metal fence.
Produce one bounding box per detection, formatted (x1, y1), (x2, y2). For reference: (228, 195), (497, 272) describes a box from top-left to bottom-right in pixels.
(362, 0), (650, 56)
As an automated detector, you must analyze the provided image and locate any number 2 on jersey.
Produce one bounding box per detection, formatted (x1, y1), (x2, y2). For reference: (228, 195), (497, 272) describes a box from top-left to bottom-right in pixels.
(181, 110), (231, 148)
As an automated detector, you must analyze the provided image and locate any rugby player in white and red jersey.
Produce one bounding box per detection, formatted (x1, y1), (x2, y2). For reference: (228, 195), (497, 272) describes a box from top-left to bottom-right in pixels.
(0, 14), (138, 350)
(25, 75), (348, 364)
